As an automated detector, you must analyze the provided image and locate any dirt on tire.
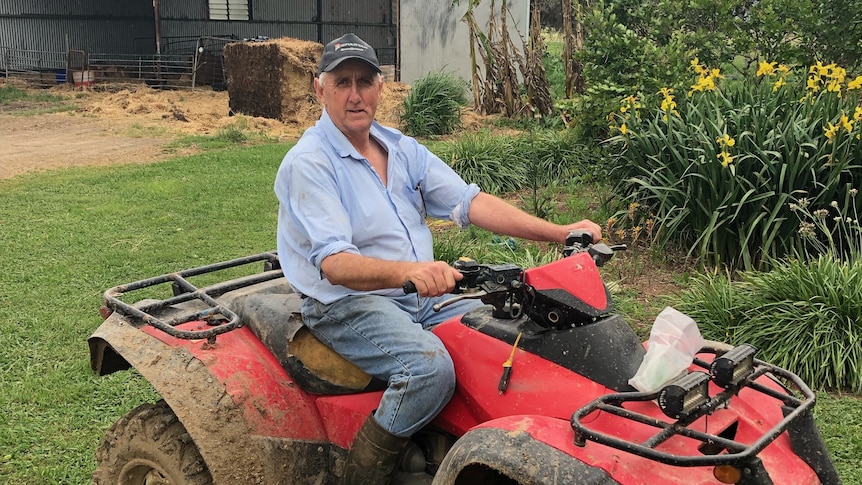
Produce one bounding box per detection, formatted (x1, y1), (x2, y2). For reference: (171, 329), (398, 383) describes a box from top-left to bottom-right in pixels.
(93, 400), (213, 485)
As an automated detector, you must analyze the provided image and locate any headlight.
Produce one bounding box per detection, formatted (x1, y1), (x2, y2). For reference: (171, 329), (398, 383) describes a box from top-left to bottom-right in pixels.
(658, 371), (710, 419)
(710, 344), (756, 388)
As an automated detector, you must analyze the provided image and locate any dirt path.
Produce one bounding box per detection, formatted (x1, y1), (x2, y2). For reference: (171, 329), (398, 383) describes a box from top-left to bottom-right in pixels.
(0, 112), (169, 179)
(0, 84), (303, 180)
(0, 82), (410, 180)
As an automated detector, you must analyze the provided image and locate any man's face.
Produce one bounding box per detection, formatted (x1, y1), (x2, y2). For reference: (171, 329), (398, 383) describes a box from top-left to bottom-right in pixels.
(315, 60), (383, 141)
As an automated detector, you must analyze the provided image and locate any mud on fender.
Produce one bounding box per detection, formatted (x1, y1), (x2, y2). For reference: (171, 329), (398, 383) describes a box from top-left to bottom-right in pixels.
(434, 426), (619, 485)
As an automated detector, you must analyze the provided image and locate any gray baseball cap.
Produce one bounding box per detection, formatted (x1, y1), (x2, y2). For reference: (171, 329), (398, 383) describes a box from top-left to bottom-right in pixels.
(318, 33), (381, 75)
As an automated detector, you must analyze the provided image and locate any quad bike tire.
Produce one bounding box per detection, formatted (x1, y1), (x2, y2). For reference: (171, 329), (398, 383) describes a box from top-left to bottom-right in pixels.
(93, 400), (213, 485)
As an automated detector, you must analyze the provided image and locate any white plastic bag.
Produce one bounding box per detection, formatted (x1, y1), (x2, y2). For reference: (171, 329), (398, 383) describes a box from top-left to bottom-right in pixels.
(628, 306), (705, 392)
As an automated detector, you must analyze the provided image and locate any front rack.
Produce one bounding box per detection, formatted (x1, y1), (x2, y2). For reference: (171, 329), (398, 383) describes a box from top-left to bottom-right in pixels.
(102, 252), (283, 344)
(570, 345), (816, 468)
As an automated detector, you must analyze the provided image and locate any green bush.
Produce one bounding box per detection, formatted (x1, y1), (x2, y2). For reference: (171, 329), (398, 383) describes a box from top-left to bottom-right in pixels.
(675, 255), (862, 393)
(433, 130), (592, 197)
(401, 71), (468, 137)
(607, 60), (862, 270)
(559, 0), (696, 141)
(561, 0), (862, 145)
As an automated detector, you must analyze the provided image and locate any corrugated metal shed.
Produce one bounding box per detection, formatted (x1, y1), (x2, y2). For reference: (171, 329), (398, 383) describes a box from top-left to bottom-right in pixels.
(0, 0), (152, 17)
(0, 0), (154, 54)
(0, 0), (527, 87)
(0, 0), (396, 57)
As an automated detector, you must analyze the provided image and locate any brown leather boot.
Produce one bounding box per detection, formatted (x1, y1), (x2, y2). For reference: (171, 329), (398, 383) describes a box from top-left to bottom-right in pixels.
(341, 415), (410, 485)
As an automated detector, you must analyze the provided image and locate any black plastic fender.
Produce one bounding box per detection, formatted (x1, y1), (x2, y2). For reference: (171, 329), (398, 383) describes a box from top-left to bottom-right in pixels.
(432, 426), (620, 485)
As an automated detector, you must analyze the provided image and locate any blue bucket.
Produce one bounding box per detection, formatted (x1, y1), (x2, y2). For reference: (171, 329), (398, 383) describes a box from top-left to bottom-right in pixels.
(55, 69), (67, 83)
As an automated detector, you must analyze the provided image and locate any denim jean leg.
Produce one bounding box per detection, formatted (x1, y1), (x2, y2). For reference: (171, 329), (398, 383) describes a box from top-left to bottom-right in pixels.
(301, 294), (456, 437)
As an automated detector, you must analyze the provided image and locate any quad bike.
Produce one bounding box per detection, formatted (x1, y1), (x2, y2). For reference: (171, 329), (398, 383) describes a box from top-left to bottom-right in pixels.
(89, 231), (841, 484)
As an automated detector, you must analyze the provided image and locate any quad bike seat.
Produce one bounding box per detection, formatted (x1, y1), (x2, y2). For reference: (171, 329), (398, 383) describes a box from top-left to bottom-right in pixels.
(235, 290), (387, 395)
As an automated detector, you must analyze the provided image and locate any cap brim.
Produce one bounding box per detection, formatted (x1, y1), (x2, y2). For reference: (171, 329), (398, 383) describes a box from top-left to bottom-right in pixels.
(320, 56), (382, 74)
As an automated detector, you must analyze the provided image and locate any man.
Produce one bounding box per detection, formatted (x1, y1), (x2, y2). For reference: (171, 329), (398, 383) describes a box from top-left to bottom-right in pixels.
(274, 32), (602, 484)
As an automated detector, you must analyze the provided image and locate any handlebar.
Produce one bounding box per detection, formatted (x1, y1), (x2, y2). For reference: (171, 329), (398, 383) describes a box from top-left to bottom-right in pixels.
(402, 280), (418, 294)
(403, 231), (626, 307)
(401, 259), (520, 296)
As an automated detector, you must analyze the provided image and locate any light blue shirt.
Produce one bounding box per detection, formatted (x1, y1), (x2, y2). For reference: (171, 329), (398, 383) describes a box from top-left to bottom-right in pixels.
(274, 109), (481, 304)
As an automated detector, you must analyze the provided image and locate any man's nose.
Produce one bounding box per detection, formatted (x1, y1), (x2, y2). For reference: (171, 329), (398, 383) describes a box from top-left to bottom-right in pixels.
(346, 83), (362, 100)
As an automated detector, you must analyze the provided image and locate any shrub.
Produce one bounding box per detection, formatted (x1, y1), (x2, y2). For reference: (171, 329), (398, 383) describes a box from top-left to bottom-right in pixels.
(675, 255), (862, 393)
(436, 131), (528, 195)
(433, 130), (592, 197)
(561, 0), (697, 142)
(401, 71), (468, 137)
(607, 60), (862, 271)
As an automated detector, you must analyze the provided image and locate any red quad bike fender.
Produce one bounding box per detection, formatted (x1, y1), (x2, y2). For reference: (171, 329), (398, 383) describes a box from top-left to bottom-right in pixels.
(90, 313), (350, 484)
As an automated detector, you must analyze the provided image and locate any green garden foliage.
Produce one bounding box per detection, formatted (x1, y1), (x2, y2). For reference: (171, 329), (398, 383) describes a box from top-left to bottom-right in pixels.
(401, 71), (468, 137)
(606, 60), (862, 271)
(433, 129), (593, 197)
(561, 0), (862, 143)
(676, 255), (862, 393)
(560, 0), (693, 141)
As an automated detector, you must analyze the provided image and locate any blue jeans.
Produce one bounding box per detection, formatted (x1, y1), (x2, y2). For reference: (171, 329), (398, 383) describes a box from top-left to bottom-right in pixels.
(300, 293), (482, 437)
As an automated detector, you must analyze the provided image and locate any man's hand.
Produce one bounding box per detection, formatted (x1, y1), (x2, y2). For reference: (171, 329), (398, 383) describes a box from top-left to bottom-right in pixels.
(562, 219), (603, 243)
(321, 253), (463, 296)
(402, 261), (463, 297)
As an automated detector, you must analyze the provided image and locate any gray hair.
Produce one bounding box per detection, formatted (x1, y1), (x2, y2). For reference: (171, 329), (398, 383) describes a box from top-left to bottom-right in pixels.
(318, 71), (384, 87)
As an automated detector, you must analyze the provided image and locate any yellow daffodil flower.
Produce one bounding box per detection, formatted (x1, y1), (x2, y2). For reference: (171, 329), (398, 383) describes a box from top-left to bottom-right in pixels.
(757, 61), (777, 77)
(718, 151), (734, 167)
(691, 58), (708, 76)
(716, 133), (736, 148)
(812, 61), (830, 77)
(848, 75), (862, 90)
(658, 87), (679, 119)
(828, 65), (846, 83)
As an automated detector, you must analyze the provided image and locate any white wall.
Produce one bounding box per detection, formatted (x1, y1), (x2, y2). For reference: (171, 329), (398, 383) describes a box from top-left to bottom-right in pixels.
(398, 0), (529, 87)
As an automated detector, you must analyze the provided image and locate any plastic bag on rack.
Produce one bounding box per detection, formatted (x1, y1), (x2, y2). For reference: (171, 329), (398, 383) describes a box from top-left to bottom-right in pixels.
(628, 306), (705, 392)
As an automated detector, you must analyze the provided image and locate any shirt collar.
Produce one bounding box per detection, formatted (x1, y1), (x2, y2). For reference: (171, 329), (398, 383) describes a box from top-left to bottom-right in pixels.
(319, 108), (390, 160)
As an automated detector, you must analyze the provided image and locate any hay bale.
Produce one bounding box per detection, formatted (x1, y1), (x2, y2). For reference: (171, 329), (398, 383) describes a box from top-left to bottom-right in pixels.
(223, 37), (322, 122)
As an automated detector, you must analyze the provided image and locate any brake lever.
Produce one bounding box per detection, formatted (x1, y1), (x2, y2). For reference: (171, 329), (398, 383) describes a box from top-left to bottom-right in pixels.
(432, 289), (489, 312)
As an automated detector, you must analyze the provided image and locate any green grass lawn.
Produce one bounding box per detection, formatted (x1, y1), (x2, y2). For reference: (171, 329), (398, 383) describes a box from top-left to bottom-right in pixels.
(0, 144), (284, 483)
(1, 144), (859, 484)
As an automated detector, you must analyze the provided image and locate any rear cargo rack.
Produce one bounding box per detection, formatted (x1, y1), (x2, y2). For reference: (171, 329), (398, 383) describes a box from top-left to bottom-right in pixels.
(570, 345), (816, 469)
(102, 252), (283, 344)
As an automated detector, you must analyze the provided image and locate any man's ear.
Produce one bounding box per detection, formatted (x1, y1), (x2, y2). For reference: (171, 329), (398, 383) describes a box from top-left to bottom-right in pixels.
(313, 76), (325, 102)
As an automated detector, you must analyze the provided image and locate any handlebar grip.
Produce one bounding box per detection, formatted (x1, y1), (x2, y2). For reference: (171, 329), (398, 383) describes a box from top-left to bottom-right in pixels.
(566, 230), (594, 247)
(402, 280), (417, 294)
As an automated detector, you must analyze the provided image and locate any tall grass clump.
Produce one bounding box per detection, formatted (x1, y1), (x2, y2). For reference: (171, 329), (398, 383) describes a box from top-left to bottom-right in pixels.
(432, 129), (592, 197)
(608, 60), (862, 271)
(675, 255), (862, 392)
(0, 84), (74, 114)
(401, 71), (468, 137)
(676, 193), (862, 392)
